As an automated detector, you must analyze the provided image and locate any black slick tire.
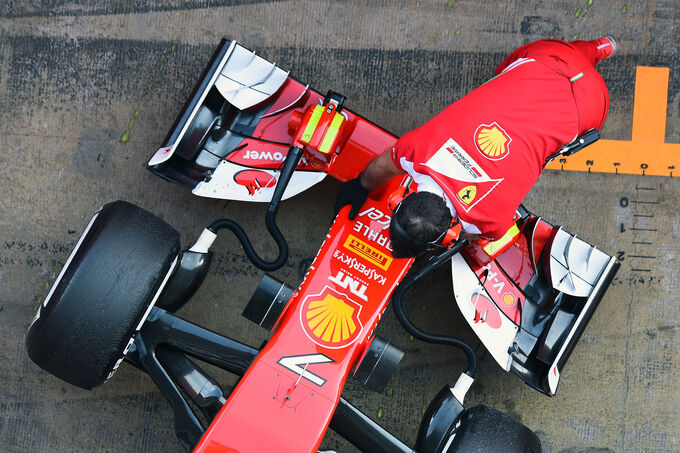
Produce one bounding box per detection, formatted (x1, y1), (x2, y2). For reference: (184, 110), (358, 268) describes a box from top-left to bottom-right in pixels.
(26, 200), (180, 390)
(447, 405), (542, 453)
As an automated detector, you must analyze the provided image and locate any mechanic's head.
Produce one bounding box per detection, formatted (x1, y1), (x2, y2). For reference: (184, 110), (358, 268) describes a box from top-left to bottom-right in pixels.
(389, 192), (452, 258)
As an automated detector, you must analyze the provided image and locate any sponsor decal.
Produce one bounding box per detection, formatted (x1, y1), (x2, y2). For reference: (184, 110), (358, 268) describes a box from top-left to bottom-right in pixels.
(482, 263), (505, 294)
(502, 292), (516, 307)
(277, 353), (334, 387)
(328, 270), (368, 300)
(343, 234), (392, 270)
(232, 147), (313, 168)
(242, 150), (285, 161)
(300, 286), (363, 349)
(482, 265), (521, 324)
(352, 221), (392, 250)
(470, 292), (502, 329)
(332, 250), (387, 285)
(456, 185), (477, 205)
(233, 169), (277, 196)
(424, 138), (503, 213)
(474, 122), (511, 160)
(358, 207), (391, 230)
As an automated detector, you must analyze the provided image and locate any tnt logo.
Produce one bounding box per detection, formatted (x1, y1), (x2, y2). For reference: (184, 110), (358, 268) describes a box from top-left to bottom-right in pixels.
(328, 271), (368, 301)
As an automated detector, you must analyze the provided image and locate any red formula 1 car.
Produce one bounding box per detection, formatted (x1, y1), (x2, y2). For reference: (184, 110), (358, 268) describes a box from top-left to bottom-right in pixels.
(26, 40), (619, 452)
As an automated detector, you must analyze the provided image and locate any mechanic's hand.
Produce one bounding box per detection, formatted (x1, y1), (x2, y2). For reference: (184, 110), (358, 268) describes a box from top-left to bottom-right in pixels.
(334, 174), (370, 220)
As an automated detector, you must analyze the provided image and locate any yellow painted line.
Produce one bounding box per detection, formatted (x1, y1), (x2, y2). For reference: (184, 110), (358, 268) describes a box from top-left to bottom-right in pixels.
(546, 66), (676, 177)
(632, 66), (669, 142)
(546, 140), (679, 177)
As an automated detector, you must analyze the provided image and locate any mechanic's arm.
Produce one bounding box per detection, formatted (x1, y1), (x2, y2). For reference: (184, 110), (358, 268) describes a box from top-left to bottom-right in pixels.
(359, 148), (404, 190)
(335, 148), (404, 219)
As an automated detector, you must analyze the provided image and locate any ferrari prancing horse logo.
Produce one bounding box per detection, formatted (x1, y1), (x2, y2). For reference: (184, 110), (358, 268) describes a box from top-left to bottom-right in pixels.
(456, 185), (477, 205)
(474, 122), (511, 160)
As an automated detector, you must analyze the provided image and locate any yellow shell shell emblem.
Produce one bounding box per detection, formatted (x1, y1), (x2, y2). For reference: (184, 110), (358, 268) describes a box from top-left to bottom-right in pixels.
(502, 292), (516, 306)
(474, 122), (511, 160)
(306, 294), (358, 344)
(456, 185), (476, 205)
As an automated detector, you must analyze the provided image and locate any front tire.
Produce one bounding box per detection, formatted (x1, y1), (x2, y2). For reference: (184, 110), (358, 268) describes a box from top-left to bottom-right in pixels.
(26, 200), (180, 389)
(447, 405), (542, 453)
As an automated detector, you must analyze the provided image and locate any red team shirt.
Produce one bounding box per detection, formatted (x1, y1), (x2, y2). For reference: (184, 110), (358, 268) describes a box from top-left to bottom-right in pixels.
(391, 40), (610, 240)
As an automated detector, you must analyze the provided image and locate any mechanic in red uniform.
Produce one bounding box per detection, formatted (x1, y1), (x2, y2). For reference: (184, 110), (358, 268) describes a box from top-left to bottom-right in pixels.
(335, 37), (618, 257)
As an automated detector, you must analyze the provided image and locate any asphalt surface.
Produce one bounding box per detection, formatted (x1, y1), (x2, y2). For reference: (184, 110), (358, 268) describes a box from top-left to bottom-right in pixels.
(0, 1), (678, 452)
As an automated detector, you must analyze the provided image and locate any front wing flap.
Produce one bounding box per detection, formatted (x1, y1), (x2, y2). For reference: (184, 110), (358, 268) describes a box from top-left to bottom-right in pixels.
(453, 221), (619, 396)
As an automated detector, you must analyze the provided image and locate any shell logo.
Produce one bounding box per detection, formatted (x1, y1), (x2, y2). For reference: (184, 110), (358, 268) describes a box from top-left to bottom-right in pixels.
(474, 122), (512, 160)
(300, 287), (363, 349)
(309, 158), (325, 169)
(502, 292), (516, 307)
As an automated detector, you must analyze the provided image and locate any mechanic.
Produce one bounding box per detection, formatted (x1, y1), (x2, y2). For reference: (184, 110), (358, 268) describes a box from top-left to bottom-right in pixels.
(335, 37), (618, 258)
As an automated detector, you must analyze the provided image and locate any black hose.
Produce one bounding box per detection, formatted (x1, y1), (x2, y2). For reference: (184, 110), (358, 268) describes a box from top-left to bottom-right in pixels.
(208, 214), (287, 272)
(391, 239), (478, 376)
(207, 146), (303, 272)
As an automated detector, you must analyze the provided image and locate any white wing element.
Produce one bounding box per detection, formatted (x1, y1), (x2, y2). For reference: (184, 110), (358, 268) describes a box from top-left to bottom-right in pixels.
(451, 254), (517, 371)
(549, 229), (611, 297)
(192, 160), (327, 202)
(215, 44), (289, 110)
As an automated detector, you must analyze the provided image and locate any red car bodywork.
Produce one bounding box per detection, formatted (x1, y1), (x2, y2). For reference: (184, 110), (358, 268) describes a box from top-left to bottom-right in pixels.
(219, 77), (397, 186)
(192, 73), (419, 451)
(195, 203), (414, 452)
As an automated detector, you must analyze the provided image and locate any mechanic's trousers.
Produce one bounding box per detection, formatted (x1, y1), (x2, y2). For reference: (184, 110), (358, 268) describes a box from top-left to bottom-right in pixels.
(495, 39), (611, 133)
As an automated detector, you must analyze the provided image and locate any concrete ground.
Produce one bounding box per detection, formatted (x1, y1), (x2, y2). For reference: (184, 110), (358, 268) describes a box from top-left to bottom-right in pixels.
(1, 1), (678, 452)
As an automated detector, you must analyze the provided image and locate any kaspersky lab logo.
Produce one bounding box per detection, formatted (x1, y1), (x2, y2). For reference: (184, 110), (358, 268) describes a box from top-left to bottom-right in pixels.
(300, 286), (363, 349)
(474, 122), (512, 160)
